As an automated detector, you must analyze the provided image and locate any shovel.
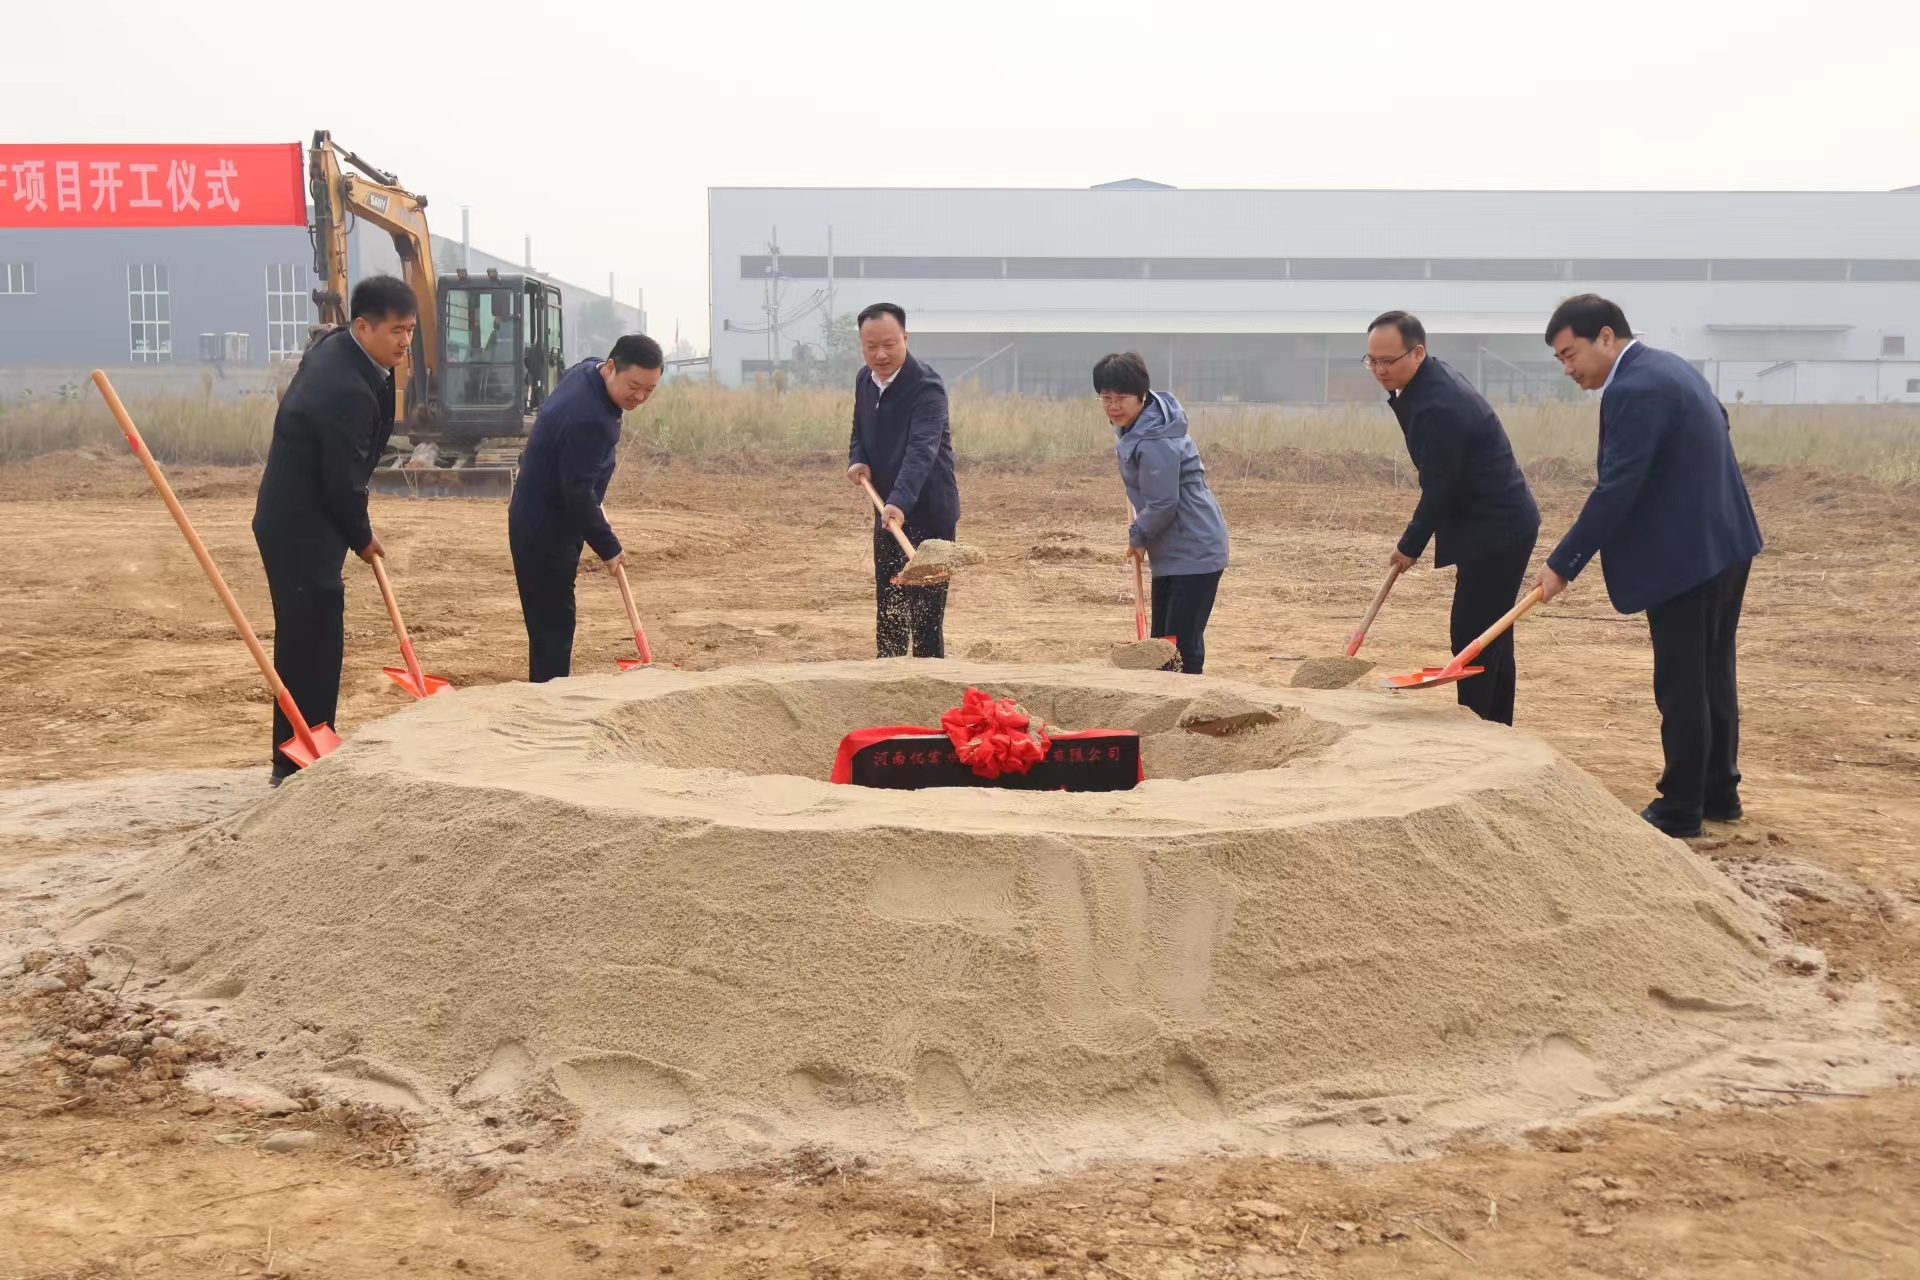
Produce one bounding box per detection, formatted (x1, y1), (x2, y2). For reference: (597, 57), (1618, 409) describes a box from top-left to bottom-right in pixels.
(1109, 510), (1180, 670)
(1346, 564), (1404, 657)
(1288, 564), (1401, 689)
(858, 476), (951, 586)
(1382, 586), (1543, 691)
(611, 560), (656, 670)
(369, 554), (450, 698)
(91, 370), (339, 770)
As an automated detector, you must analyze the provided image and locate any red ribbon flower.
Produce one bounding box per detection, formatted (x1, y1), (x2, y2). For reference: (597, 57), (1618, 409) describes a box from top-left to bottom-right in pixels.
(939, 688), (1053, 780)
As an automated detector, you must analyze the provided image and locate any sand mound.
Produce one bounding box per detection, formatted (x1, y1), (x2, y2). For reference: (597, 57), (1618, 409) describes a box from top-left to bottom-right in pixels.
(1110, 637), (1179, 670)
(1177, 691), (1281, 737)
(1290, 655), (1377, 689)
(75, 660), (1824, 1177)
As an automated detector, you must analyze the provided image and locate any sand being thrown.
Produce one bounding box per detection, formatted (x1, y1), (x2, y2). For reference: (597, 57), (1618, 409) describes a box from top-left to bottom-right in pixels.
(70, 660), (1868, 1177)
(895, 538), (984, 584)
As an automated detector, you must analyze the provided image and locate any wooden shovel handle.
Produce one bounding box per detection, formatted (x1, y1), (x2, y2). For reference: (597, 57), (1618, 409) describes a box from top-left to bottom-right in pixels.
(1132, 554), (1148, 641)
(612, 560), (653, 665)
(1445, 586), (1543, 675)
(1345, 564), (1404, 657)
(369, 555), (426, 692)
(90, 370), (323, 756)
(859, 476), (917, 561)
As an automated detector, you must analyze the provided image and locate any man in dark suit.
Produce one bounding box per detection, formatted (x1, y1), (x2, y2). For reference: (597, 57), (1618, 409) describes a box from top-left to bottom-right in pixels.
(846, 303), (960, 658)
(1539, 294), (1764, 838)
(508, 334), (664, 682)
(252, 274), (415, 783)
(1367, 311), (1541, 724)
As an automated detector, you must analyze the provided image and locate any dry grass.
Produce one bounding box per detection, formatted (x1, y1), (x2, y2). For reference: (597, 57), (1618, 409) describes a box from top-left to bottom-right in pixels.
(4, 379), (1917, 481)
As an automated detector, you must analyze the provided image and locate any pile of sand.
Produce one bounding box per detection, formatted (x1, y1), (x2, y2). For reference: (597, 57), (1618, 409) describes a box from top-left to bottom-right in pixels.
(1290, 655), (1376, 689)
(896, 539), (984, 585)
(1176, 690), (1281, 737)
(1110, 637), (1179, 670)
(70, 660), (1841, 1176)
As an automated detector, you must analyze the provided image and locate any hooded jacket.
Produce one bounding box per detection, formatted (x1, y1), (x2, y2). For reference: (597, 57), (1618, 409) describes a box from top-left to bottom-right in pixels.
(1116, 392), (1230, 578)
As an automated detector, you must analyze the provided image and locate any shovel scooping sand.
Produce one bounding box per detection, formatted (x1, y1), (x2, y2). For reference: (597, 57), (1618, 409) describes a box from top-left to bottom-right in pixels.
(1110, 510), (1180, 670)
(1289, 565), (1402, 689)
(857, 476), (982, 586)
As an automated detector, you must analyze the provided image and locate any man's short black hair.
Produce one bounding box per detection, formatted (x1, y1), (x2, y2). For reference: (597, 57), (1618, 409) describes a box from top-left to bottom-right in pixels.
(1545, 294), (1633, 344)
(1092, 352), (1152, 398)
(608, 334), (664, 371)
(857, 302), (907, 330)
(350, 274), (418, 323)
(1367, 310), (1426, 349)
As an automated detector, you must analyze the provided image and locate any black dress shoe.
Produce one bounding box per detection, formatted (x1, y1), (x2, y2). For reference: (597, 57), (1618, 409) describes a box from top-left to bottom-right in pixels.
(1640, 804), (1702, 839)
(1704, 800), (1744, 823)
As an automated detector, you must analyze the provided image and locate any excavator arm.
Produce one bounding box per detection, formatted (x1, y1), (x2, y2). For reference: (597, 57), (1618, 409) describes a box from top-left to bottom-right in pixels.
(307, 130), (440, 421)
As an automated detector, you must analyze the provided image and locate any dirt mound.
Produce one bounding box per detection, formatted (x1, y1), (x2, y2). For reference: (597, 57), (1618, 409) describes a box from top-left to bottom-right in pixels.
(71, 661), (1842, 1178)
(1177, 690), (1280, 736)
(1110, 638), (1179, 670)
(1290, 655), (1376, 689)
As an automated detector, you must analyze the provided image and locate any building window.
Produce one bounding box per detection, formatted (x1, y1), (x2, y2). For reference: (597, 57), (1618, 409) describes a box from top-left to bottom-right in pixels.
(266, 263), (310, 360)
(1908, 379), (1920, 394)
(128, 264), (171, 362)
(1, 263), (33, 294)
(1884, 335), (1906, 357)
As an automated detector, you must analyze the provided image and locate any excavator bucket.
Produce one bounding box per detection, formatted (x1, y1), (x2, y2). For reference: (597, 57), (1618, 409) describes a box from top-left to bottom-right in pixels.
(368, 443), (520, 499)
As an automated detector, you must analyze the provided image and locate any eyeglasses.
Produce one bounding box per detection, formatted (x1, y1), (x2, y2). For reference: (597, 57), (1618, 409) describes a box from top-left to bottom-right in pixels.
(1097, 393), (1139, 407)
(1361, 349), (1416, 371)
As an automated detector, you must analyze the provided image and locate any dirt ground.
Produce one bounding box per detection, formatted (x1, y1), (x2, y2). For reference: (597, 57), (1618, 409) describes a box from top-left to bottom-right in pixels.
(2, 450), (1918, 1279)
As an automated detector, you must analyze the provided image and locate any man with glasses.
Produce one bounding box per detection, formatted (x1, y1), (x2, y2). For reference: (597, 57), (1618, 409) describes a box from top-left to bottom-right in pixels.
(1365, 311), (1539, 724)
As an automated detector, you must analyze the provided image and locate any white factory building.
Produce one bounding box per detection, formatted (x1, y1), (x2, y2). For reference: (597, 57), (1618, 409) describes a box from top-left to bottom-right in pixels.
(707, 183), (1920, 404)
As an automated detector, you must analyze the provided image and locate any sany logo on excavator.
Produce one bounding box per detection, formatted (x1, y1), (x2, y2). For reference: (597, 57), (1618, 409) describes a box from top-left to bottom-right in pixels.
(364, 191), (390, 214)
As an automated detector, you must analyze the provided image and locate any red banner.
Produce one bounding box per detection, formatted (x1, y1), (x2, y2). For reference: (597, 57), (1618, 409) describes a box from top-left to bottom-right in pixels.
(0, 144), (306, 228)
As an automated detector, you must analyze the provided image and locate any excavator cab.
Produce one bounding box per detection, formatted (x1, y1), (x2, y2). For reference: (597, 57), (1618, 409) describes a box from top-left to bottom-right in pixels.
(438, 271), (565, 425)
(373, 271), (565, 497)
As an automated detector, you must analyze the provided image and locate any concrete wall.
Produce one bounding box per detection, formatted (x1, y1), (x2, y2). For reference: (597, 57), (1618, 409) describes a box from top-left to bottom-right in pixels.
(709, 187), (1920, 399)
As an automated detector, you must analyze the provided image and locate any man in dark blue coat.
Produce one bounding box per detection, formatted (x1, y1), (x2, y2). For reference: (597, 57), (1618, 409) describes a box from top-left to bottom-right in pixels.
(1539, 295), (1764, 838)
(508, 334), (663, 682)
(1367, 311), (1540, 724)
(253, 274), (414, 783)
(845, 303), (960, 658)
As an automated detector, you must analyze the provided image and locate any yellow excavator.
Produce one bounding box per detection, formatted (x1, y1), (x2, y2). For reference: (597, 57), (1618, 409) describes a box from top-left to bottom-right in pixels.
(307, 130), (566, 496)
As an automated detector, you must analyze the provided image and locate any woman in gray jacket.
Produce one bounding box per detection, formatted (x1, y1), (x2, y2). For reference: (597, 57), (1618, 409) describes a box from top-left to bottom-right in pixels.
(1096, 352), (1231, 674)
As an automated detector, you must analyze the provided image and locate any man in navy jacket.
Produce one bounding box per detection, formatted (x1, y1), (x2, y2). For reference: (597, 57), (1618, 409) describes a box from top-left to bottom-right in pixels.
(846, 303), (960, 658)
(508, 334), (663, 682)
(1367, 311), (1540, 724)
(1539, 295), (1764, 837)
(253, 275), (414, 783)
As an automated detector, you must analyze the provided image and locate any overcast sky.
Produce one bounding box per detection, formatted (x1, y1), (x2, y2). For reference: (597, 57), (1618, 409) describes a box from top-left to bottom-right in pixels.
(8, 0), (1915, 350)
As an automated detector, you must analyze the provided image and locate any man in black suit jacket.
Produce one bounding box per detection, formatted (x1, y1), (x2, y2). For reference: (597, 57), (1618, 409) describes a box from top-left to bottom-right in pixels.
(846, 303), (960, 658)
(251, 275), (415, 782)
(1539, 294), (1764, 837)
(1367, 311), (1541, 724)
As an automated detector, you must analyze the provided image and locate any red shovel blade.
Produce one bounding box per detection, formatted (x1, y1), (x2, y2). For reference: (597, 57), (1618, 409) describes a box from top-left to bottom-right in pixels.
(1381, 664), (1485, 691)
(278, 722), (344, 770)
(616, 657), (648, 671)
(383, 666), (452, 699)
